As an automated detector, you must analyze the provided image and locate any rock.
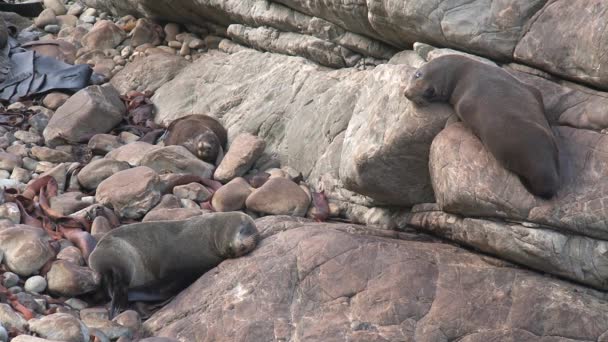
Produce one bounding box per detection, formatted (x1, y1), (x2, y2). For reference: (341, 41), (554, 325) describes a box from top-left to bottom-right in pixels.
(90, 216), (113, 239)
(0, 325), (6, 342)
(2, 272), (18, 288)
(64, 298), (88, 310)
(164, 23), (180, 42)
(6, 145), (28, 158)
(388, 50), (425, 67)
(56, 246), (84, 266)
(0, 226), (54, 276)
(12, 337), (63, 342)
(87, 133), (123, 155)
(35, 9), (57, 29)
(81, 20), (126, 51)
(95, 166), (162, 219)
(30, 146), (73, 163)
(0, 303), (26, 331)
(188, 38), (204, 49)
(110, 52), (188, 94)
(14, 130), (43, 145)
(113, 310), (141, 332)
(211, 177), (252, 212)
(56, 14), (78, 28)
(172, 182), (212, 202)
(139, 339), (179, 342)
(43, 84), (126, 147)
(46, 260), (101, 297)
(167, 41), (181, 49)
(44, 24), (60, 34)
(142, 208), (203, 222)
(118, 132), (139, 144)
(29, 313), (90, 342)
(214, 133), (265, 183)
(139, 145), (214, 178)
(0, 152), (21, 171)
(24, 276), (47, 293)
(28, 114), (50, 134)
(44, 0), (67, 15)
(77, 158), (130, 190)
(429, 123), (608, 240)
(130, 18), (162, 47)
(105, 141), (160, 166)
(49, 192), (87, 216)
(43, 92), (70, 110)
(0, 203), (19, 224)
(10, 167), (30, 184)
(67, 3), (84, 16)
(246, 177), (310, 216)
(81, 15), (95, 24)
(0, 170), (8, 179)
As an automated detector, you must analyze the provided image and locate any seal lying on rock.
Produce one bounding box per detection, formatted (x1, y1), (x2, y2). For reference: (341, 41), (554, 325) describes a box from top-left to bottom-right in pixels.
(163, 114), (228, 164)
(88, 212), (259, 318)
(404, 55), (560, 199)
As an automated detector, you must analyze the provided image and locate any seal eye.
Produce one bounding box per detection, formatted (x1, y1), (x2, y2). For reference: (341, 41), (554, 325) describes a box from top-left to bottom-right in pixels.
(423, 87), (435, 98)
(414, 71), (422, 79)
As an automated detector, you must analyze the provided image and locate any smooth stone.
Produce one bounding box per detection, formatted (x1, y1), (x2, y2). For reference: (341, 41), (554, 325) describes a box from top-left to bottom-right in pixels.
(105, 141), (160, 166)
(0, 226), (54, 276)
(0, 152), (22, 172)
(0, 303), (26, 331)
(30, 146), (73, 163)
(214, 133), (266, 183)
(172, 182), (212, 202)
(43, 0), (67, 15)
(14, 130), (43, 145)
(2, 272), (19, 288)
(10, 167), (31, 183)
(46, 260), (101, 297)
(246, 177), (311, 216)
(56, 246), (84, 266)
(28, 313), (90, 342)
(88, 133), (123, 155)
(24, 276), (47, 293)
(77, 158), (130, 190)
(211, 177), (253, 212)
(43, 92), (70, 110)
(0, 203), (20, 224)
(35, 9), (57, 29)
(64, 298), (88, 310)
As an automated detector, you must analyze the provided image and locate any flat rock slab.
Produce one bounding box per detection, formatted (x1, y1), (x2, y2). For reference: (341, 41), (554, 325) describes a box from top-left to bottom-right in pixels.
(110, 53), (189, 94)
(144, 216), (608, 341)
(430, 122), (608, 240)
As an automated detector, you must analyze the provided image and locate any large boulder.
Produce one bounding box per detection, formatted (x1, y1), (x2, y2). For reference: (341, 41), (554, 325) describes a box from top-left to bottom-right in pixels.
(429, 123), (608, 240)
(110, 53), (189, 94)
(43, 84), (126, 147)
(144, 216), (608, 341)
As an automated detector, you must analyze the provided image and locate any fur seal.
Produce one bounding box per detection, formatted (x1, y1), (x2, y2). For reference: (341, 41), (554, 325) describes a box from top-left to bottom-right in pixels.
(404, 54), (560, 199)
(163, 114), (228, 164)
(88, 212), (259, 318)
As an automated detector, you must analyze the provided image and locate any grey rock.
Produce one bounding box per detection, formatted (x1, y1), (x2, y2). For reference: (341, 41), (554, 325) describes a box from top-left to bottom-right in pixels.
(56, 246), (84, 266)
(105, 141), (160, 166)
(2, 272), (19, 288)
(95, 166), (161, 219)
(35, 8), (57, 29)
(0, 152), (21, 172)
(130, 18), (162, 47)
(0, 226), (54, 276)
(46, 260), (101, 297)
(172, 183), (212, 202)
(43, 92), (70, 110)
(142, 207), (203, 222)
(88, 133), (124, 155)
(110, 52), (188, 94)
(139, 145), (214, 178)
(10, 167), (31, 184)
(44, 24), (61, 34)
(43, 84), (126, 147)
(6, 144), (27, 158)
(14, 130), (43, 145)
(30, 146), (73, 163)
(29, 313), (90, 342)
(28, 114), (50, 134)
(44, 0), (67, 15)
(65, 298), (88, 310)
(77, 158), (131, 190)
(0, 203), (19, 224)
(0, 303), (26, 331)
(214, 133), (265, 183)
(81, 20), (126, 51)
(81, 318), (132, 340)
(24, 275), (47, 293)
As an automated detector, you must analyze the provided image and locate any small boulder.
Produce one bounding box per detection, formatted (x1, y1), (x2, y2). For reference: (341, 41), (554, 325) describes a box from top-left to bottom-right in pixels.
(105, 141), (160, 166)
(0, 303), (26, 331)
(214, 133), (266, 183)
(0, 152), (21, 171)
(43, 92), (70, 110)
(46, 260), (101, 297)
(81, 20), (126, 51)
(139, 145), (214, 178)
(56, 246), (84, 266)
(77, 158), (130, 190)
(0, 203), (19, 224)
(212, 177), (253, 212)
(95, 166), (161, 219)
(0, 226), (54, 276)
(34, 9), (57, 29)
(246, 178), (310, 216)
(142, 208), (203, 222)
(28, 313), (90, 342)
(88, 133), (123, 154)
(172, 182), (212, 202)
(43, 0), (66, 15)
(30, 146), (73, 163)
(130, 18), (162, 47)
(24, 276), (47, 293)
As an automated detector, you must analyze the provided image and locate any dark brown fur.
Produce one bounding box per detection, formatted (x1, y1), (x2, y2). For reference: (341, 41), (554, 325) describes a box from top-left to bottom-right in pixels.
(404, 55), (560, 199)
(164, 114), (228, 163)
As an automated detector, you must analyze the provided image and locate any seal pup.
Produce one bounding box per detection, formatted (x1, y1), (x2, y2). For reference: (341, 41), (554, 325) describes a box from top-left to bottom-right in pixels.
(88, 212), (259, 318)
(163, 114), (228, 164)
(404, 54), (560, 199)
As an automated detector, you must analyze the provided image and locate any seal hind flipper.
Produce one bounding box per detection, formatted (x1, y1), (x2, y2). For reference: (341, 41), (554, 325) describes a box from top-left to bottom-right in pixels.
(104, 270), (128, 319)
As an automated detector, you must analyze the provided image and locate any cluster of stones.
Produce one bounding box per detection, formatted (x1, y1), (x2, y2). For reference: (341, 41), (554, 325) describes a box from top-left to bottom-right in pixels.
(0, 1), (337, 340)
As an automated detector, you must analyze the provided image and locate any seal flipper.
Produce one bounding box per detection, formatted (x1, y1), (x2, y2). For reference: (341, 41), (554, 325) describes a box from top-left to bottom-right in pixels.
(104, 270), (128, 319)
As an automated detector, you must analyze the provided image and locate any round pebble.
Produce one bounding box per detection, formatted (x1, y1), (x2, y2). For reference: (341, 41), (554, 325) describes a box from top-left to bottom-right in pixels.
(82, 15), (96, 24)
(2, 272), (19, 288)
(0, 325), (7, 342)
(44, 24), (60, 33)
(65, 298), (88, 310)
(8, 286), (22, 294)
(25, 275), (47, 293)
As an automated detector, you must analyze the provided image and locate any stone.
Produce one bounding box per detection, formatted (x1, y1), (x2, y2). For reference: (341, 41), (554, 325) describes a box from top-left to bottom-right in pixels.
(110, 53), (189, 94)
(80, 307), (109, 322)
(0, 203), (19, 224)
(87, 133), (123, 155)
(24, 276), (47, 293)
(188, 38), (204, 49)
(14, 130), (43, 145)
(49, 192), (87, 216)
(118, 132), (139, 144)
(28, 114), (50, 134)
(43, 84), (126, 147)
(44, 24), (60, 33)
(56, 246), (84, 266)
(214, 133), (265, 183)
(6, 144), (28, 158)
(0, 226), (54, 276)
(90, 216), (113, 240)
(130, 18), (162, 47)
(12, 337), (63, 342)
(81, 20), (126, 51)
(78, 158), (130, 190)
(105, 141), (160, 166)
(44, 0), (67, 15)
(0, 303), (26, 331)
(35, 9), (57, 29)
(172, 182), (212, 202)
(164, 23), (180, 42)
(211, 177), (253, 212)
(30, 146), (73, 163)
(0, 325), (6, 342)
(142, 208), (203, 222)
(10, 167), (30, 184)
(57, 15), (78, 28)
(246, 177), (310, 216)
(0, 152), (21, 171)
(95, 166), (162, 219)
(167, 41), (182, 49)
(139, 145), (214, 178)
(429, 123), (608, 240)
(46, 260), (101, 297)
(0, 170), (8, 179)
(67, 3), (84, 16)
(29, 313), (89, 342)
(2, 272), (18, 288)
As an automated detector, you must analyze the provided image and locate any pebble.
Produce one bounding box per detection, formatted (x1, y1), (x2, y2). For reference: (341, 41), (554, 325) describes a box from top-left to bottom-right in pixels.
(28, 113), (50, 133)
(120, 46), (133, 58)
(57, 246), (85, 265)
(67, 3), (84, 16)
(179, 43), (190, 56)
(173, 182), (212, 202)
(0, 151), (22, 171)
(10, 167), (30, 183)
(29, 313), (90, 342)
(43, 92), (70, 110)
(65, 298), (88, 310)
(82, 15), (96, 24)
(0, 203), (20, 224)
(6, 102), (25, 110)
(167, 40), (182, 49)
(2, 272), (19, 288)
(44, 24), (61, 34)
(22, 157), (38, 171)
(0, 303), (26, 331)
(24, 275), (47, 293)
(0, 325), (6, 342)
(14, 130), (43, 145)
(188, 38), (205, 49)
(0, 170), (8, 179)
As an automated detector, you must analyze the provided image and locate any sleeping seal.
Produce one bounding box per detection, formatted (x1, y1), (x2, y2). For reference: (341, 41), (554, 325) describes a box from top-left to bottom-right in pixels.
(404, 54), (560, 199)
(88, 212), (259, 318)
(163, 114), (228, 164)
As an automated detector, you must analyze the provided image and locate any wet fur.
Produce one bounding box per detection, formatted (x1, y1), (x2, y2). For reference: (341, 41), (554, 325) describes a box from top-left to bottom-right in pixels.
(404, 55), (560, 199)
(164, 114), (227, 163)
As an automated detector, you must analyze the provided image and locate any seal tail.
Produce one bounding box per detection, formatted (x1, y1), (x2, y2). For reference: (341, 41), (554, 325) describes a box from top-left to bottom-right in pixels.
(103, 269), (128, 319)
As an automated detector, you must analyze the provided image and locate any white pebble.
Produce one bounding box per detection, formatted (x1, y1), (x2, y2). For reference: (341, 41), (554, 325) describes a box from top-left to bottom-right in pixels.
(0, 325), (7, 342)
(25, 275), (47, 293)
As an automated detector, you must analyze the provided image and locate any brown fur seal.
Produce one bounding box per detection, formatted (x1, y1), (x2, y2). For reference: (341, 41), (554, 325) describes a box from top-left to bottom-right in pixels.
(404, 54), (560, 199)
(88, 212), (259, 318)
(163, 114), (228, 164)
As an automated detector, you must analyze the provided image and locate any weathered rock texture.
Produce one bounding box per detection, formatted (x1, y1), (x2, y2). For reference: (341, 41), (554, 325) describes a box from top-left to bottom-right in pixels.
(144, 217), (608, 341)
